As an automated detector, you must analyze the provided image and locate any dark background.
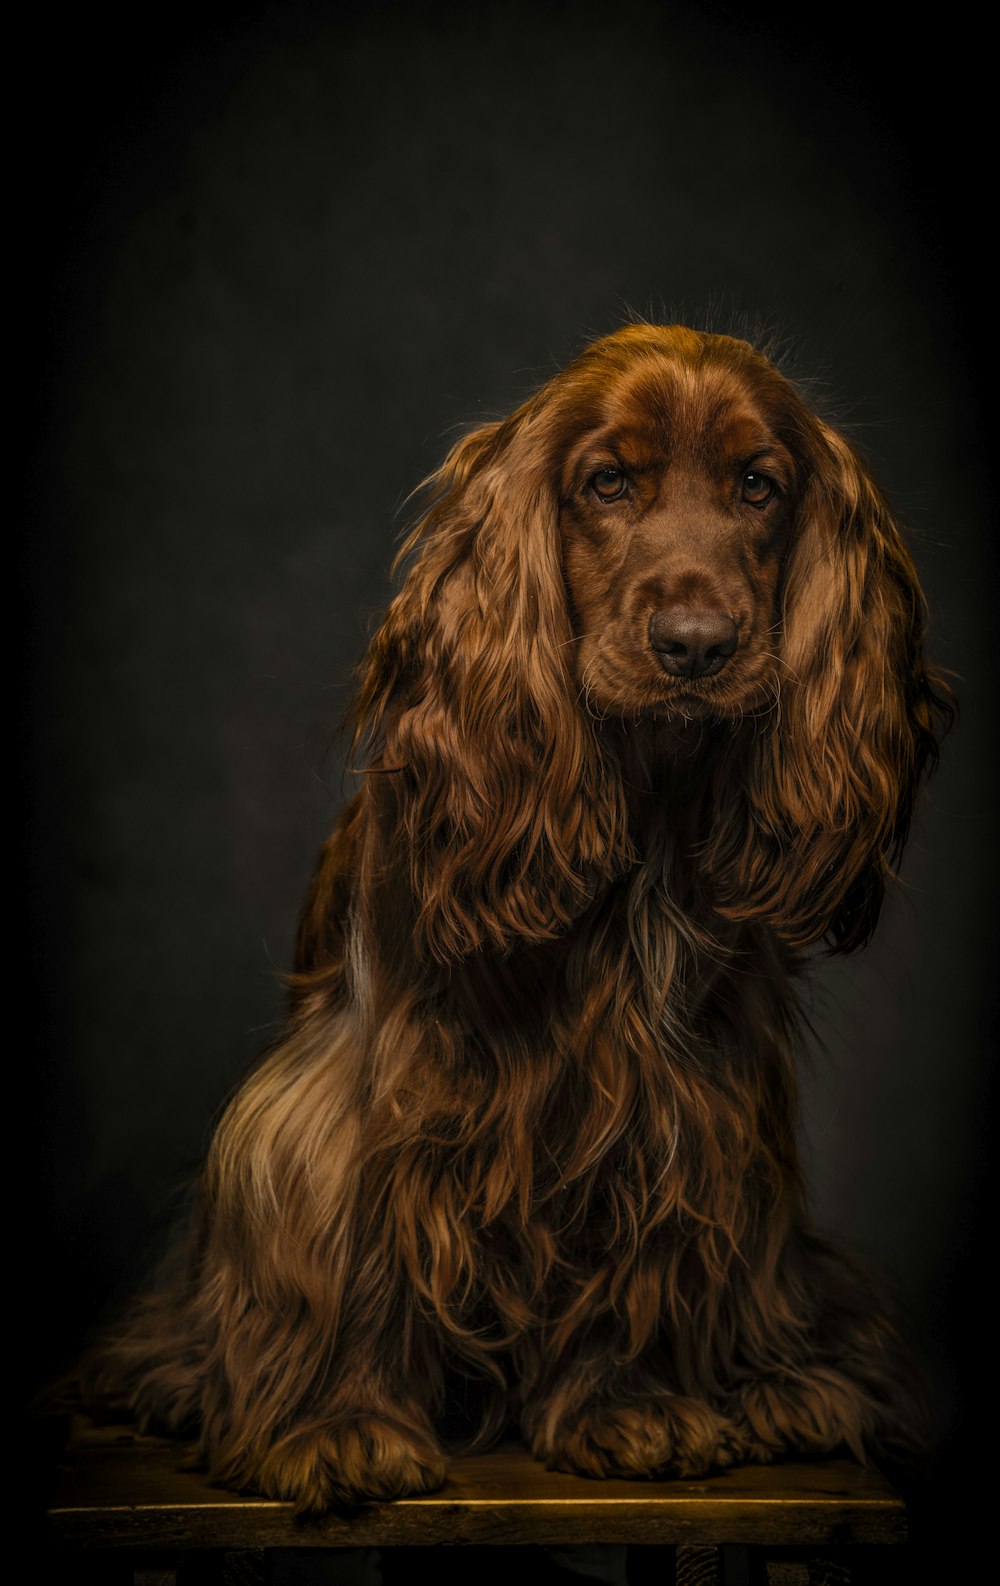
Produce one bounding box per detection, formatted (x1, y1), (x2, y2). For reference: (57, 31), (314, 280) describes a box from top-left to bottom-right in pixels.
(26, 0), (993, 1511)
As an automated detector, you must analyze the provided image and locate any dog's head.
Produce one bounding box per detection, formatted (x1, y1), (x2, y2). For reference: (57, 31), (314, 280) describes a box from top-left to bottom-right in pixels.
(355, 325), (952, 960)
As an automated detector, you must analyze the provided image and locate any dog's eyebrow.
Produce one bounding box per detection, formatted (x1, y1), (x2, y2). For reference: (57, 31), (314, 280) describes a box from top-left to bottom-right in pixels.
(562, 423), (669, 479)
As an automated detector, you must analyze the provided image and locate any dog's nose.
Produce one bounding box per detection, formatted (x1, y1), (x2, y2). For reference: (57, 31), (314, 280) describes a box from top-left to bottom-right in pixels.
(649, 609), (739, 678)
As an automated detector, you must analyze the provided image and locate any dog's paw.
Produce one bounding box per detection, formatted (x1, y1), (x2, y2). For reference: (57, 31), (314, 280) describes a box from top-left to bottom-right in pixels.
(529, 1396), (749, 1480)
(732, 1370), (870, 1463)
(252, 1415), (448, 1511)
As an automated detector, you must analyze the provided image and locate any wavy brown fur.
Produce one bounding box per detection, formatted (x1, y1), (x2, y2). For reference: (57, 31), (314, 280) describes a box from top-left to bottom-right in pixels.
(87, 325), (952, 1510)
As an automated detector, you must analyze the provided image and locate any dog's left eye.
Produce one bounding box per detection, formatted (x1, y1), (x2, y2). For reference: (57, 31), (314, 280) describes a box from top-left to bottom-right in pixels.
(741, 472), (775, 506)
(591, 467), (628, 501)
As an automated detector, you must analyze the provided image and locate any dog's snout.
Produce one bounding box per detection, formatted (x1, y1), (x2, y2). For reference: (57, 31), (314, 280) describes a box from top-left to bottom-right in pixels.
(648, 608), (738, 679)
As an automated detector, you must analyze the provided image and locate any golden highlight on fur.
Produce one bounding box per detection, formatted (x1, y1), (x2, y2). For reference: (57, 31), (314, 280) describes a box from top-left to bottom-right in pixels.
(87, 325), (952, 1511)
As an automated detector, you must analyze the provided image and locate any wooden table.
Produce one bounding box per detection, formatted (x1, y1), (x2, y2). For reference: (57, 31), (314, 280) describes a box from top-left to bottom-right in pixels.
(45, 1416), (907, 1583)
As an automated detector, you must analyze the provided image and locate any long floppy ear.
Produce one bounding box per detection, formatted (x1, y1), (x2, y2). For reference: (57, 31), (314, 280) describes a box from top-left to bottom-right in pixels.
(708, 421), (953, 950)
(353, 406), (630, 963)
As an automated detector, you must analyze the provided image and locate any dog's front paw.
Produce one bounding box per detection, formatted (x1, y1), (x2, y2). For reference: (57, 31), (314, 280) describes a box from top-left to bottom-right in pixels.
(732, 1370), (872, 1464)
(529, 1396), (749, 1480)
(251, 1414), (447, 1511)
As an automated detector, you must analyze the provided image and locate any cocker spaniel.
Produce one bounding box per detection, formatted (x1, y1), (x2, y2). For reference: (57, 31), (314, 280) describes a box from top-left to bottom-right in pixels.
(91, 324), (951, 1511)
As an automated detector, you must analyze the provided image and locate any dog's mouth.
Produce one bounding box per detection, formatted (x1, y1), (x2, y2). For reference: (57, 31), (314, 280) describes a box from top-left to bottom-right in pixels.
(580, 670), (771, 728)
(650, 681), (750, 723)
(573, 624), (776, 726)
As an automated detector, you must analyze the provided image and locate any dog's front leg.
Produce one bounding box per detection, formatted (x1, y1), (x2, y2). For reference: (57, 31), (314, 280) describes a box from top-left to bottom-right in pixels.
(191, 1264), (449, 1512)
(517, 1277), (749, 1482)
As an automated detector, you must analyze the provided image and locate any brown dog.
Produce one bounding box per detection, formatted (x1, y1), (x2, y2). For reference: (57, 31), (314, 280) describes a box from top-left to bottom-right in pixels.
(91, 324), (950, 1510)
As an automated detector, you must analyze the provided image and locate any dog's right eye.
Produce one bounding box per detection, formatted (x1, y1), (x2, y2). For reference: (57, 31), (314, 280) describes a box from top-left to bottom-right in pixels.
(591, 467), (628, 501)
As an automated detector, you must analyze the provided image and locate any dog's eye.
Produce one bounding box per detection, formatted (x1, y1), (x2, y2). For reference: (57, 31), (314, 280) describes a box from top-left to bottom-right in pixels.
(591, 467), (628, 501)
(741, 472), (775, 506)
